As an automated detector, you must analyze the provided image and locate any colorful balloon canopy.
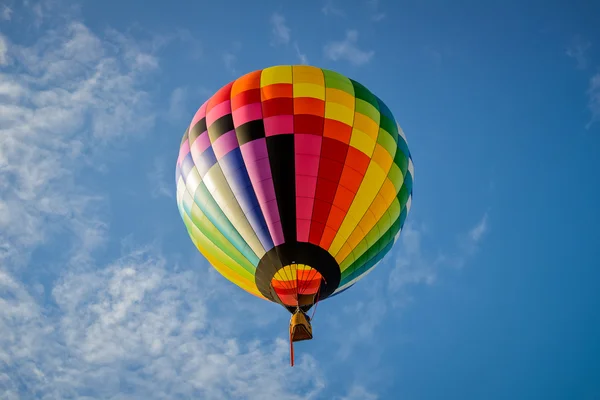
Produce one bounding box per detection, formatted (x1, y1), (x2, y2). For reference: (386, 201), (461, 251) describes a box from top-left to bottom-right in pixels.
(175, 65), (413, 313)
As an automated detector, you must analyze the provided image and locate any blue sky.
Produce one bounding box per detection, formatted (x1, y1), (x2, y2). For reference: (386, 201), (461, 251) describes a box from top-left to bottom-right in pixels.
(1, 0), (599, 399)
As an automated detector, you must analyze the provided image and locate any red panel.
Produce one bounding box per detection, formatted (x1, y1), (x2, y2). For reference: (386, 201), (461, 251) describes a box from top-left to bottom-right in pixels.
(308, 221), (326, 244)
(323, 119), (352, 143)
(314, 178), (338, 202)
(311, 199), (331, 223)
(318, 158), (344, 183)
(345, 147), (371, 173)
(294, 114), (324, 135)
(231, 88), (261, 110)
(321, 137), (348, 163)
(262, 97), (294, 118)
(206, 82), (234, 113)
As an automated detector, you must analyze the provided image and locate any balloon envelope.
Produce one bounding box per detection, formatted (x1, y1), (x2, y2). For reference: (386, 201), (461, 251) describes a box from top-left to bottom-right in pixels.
(175, 65), (413, 312)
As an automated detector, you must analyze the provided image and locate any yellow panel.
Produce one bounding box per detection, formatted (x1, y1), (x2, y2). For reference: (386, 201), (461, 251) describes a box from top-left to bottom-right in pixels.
(325, 88), (355, 109)
(330, 162), (387, 255)
(353, 113), (379, 141)
(349, 128), (376, 156)
(369, 193), (389, 221)
(292, 66), (324, 84)
(184, 213), (255, 283)
(358, 209), (379, 234)
(189, 235), (264, 299)
(371, 144), (393, 174)
(380, 178), (398, 205)
(293, 83), (325, 100)
(324, 103), (354, 126)
(260, 65), (293, 86)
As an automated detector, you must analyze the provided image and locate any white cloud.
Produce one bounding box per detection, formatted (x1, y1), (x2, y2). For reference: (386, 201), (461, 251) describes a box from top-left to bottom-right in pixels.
(566, 36), (591, 70)
(1, 248), (327, 399)
(0, 34), (8, 65)
(390, 212), (490, 299)
(324, 30), (374, 66)
(586, 73), (600, 129)
(469, 212), (488, 243)
(337, 384), (378, 400)
(167, 85), (188, 122)
(322, 0), (345, 17)
(1, 5), (12, 21)
(294, 42), (309, 65)
(0, 18), (159, 270)
(270, 12), (291, 46)
(367, 0), (385, 22)
(148, 157), (174, 199)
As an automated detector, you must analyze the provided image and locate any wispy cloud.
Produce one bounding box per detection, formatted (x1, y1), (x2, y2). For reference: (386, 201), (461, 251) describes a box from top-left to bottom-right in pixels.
(337, 384), (379, 400)
(322, 0), (345, 17)
(269, 12), (309, 65)
(367, 0), (385, 22)
(1, 247), (327, 399)
(324, 30), (374, 66)
(294, 42), (309, 65)
(223, 41), (241, 75)
(270, 12), (291, 46)
(148, 157), (174, 199)
(586, 73), (600, 130)
(1, 4), (12, 21)
(566, 36), (591, 70)
(0, 34), (7, 65)
(390, 211), (490, 302)
(167, 86), (188, 122)
(0, 20), (160, 268)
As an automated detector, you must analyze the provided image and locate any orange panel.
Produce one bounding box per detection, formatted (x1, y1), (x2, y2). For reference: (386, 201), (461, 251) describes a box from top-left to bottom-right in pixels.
(261, 83), (293, 100)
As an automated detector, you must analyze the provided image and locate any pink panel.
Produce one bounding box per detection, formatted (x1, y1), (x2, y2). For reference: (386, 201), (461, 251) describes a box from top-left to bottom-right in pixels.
(177, 139), (190, 165)
(253, 178), (277, 204)
(189, 101), (207, 130)
(296, 175), (317, 198)
(269, 219), (285, 246)
(240, 138), (269, 161)
(295, 154), (320, 177)
(206, 100), (231, 125)
(245, 157), (272, 182)
(212, 130), (239, 159)
(296, 219), (311, 242)
(296, 197), (314, 220)
(264, 115), (294, 136)
(232, 103), (263, 126)
(295, 134), (322, 155)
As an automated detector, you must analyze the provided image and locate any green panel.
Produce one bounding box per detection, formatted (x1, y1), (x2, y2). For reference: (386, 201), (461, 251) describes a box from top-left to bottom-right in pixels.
(322, 69), (355, 94)
(354, 98), (380, 124)
(377, 128), (397, 157)
(379, 114), (398, 143)
(351, 79), (379, 109)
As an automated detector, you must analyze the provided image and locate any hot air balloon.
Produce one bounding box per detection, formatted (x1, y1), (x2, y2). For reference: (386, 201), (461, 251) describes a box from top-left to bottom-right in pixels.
(175, 65), (413, 365)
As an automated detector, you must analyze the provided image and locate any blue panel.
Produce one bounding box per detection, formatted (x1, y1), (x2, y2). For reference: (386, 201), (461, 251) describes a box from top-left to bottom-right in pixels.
(218, 149), (274, 251)
(181, 153), (194, 179)
(194, 146), (217, 178)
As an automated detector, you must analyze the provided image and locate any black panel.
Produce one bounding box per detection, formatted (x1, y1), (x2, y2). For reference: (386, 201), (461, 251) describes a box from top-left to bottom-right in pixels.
(207, 114), (235, 142)
(189, 117), (207, 145)
(236, 120), (266, 145)
(266, 134), (296, 243)
(255, 242), (341, 313)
